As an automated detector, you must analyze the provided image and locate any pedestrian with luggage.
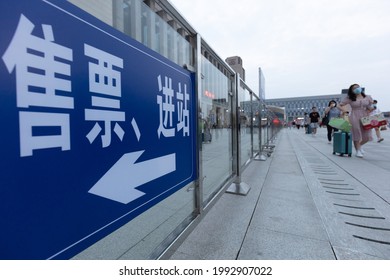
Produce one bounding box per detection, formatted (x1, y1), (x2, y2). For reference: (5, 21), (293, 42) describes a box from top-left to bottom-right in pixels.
(337, 84), (374, 158)
(309, 107), (320, 135)
(324, 100), (342, 143)
(300, 118), (305, 132)
(304, 112), (311, 134)
(371, 100), (384, 143)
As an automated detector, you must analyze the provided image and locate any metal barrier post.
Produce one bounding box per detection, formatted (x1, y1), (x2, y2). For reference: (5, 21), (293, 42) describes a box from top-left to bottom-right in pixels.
(255, 102), (267, 161)
(226, 74), (250, 195)
(194, 33), (203, 214)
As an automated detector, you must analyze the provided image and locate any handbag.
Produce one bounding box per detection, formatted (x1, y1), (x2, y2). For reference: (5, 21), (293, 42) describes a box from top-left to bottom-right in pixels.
(360, 113), (388, 130)
(329, 117), (352, 132)
(322, 115), (329, 126)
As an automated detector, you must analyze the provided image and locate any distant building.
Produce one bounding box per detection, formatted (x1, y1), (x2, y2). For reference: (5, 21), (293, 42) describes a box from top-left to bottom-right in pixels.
(265, 94), (342, 121)
(225, 56), (245, 81)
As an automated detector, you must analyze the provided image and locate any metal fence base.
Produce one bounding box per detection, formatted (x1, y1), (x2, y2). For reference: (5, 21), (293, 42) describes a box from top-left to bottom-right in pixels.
(254, 153), (267, 161)
(226, 182), (250, 196)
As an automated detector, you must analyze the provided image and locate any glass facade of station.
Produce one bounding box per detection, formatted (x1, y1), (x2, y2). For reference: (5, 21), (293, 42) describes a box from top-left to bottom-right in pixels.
(68, 0), (281, 259)
(200, 56), (233, 203)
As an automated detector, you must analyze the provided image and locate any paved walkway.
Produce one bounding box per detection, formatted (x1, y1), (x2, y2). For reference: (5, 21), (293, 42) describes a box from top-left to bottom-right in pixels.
(169, 127), (390, 260)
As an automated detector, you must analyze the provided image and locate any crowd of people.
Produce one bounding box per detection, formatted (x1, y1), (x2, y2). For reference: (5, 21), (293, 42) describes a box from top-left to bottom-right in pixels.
(288, 83), (387, 158)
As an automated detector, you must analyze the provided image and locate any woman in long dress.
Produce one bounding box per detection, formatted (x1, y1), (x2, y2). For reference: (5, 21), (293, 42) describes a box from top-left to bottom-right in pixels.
(338, 84), (374, 158)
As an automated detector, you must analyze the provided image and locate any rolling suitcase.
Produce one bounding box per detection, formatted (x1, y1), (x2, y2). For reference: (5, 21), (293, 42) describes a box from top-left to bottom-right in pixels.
(306, 124), (312, 134)
(333, 131), (352, 156)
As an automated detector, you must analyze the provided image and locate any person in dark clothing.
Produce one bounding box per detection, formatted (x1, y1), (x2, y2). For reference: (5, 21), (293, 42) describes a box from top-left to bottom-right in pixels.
(324, 100), (342, 143)
(309, 107), (320, 135)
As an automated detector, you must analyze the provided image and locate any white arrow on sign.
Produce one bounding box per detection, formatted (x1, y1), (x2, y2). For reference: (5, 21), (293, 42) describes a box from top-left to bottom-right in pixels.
(88, 150), (176, 204)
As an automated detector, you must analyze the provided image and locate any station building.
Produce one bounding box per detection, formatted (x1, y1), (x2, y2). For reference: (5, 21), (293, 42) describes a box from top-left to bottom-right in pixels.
(265, 94), (343, 122)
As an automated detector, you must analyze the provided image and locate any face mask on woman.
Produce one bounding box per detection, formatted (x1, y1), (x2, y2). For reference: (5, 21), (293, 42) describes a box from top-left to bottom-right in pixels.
(353, 87), (362, 95)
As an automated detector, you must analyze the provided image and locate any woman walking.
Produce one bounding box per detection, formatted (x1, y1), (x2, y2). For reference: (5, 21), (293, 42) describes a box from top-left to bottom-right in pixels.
(324, 100), (341, 143)
(337, 84), (374, 158)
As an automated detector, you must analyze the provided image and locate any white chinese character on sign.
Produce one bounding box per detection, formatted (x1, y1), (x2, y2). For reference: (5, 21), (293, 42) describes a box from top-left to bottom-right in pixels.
(176, 82), (190, 137)
(157, 75), (175, 138)
(2, 14), (73, 157)
(84, 44), (125, 148)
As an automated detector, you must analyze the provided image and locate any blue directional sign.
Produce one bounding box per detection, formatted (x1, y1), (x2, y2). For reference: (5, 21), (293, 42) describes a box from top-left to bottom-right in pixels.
(0, 0), (196, 259)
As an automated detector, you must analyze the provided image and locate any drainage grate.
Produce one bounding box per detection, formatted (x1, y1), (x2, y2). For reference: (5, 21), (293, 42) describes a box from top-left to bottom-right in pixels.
(353, 235), (390, 245)
(320, 182), (349, 186)
(315, 172), (338, 175)
(334, 203), (375, 210)
(294, 138), (390, 256)
(346, 222), (390, 231)
(318, 178), (345, 182)
(339, 212), (385, 219)
(323, 186), (355, 190)
(326, 191), (360, 196)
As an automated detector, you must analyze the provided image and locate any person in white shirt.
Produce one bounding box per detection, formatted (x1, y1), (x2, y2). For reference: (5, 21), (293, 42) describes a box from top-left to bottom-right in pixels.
(371, 100), (384, 142)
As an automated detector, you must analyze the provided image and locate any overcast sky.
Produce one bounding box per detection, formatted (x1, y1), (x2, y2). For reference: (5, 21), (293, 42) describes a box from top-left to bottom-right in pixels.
(169, 0), (390, 110)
